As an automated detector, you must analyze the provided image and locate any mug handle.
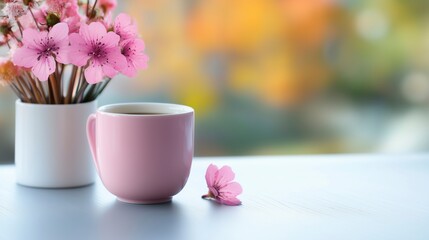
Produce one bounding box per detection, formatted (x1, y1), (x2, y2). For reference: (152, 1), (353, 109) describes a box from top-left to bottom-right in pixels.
(87, 114), (100, 174)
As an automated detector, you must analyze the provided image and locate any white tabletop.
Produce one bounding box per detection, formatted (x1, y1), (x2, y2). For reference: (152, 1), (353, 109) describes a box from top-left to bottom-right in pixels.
(1, 154), (429, 240)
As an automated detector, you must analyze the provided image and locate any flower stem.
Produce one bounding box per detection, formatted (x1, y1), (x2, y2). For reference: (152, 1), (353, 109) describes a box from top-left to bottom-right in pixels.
(86, 0), (90, 17)
(49, 75), (60, 104)
(24, 72), (42, 103)
(202, 191), (215, 200)
(93, 78), (111, 98)
(55, 63), (63, 103)
(73, 67), (85, 103)
(90, 0), (98, 18)
(9, 32), (22, 43)
(65, 66), (78, 104)
(9, 84), (22, 100)
(14, 18), (24, 37)
(10, 83), (30, 103)
(35, 77), (47, 103)
(12, 82), (31, 103)
(26, 76), (44, 103)
(75, 81), (89, 103)
(48, 79), (54, 103)
(28, 7), (41, 31)
(83, 83), (97, 102)
(16, 77), (34, 102)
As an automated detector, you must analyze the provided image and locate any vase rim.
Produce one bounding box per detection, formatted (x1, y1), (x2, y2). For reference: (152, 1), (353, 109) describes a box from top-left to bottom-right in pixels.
(16, 99), (97, 107)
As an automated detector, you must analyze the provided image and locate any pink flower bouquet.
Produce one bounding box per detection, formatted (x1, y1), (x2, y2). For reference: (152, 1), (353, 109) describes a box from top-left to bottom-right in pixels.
(0, 0), (148, 104)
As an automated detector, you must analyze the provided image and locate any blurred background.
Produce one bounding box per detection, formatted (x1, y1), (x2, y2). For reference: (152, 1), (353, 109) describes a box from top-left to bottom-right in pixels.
(2, 0), (429, 163)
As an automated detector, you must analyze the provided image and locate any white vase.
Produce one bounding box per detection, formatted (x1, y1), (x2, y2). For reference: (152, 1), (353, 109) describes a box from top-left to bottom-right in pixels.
(15, 100), (97, 188)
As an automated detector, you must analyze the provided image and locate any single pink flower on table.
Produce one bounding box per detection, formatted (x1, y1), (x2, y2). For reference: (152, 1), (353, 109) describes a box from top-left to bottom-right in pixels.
(68, 22), (127, 84)
(12, 22), (69, 81)
(120, 38), (148, 77)
(114, 13), (137, 42)
(202, 164), (243, 206)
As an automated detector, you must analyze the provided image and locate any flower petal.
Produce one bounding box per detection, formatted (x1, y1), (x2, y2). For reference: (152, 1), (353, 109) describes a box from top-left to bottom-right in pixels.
(215, 165), (235, 187)
(12, 47), (38, 68)
(205, 164), (218, 187)
(55, 38), (72, 64)
(114, 13), (137, 40)
(102, 64), (117, 78)
(121, 63), (137, 77)
(115, 13), (133, 27)
(81, 22), (107, 43)
(22, 28), (44, 49)
(68, 33), (90, 66)
(219, 182), (243, 197)
(32, 56), (55, 81)
(85, 63), (104, 84)
(217, 182), (242, 206)
(121, 54), (148, 77)
(107, 49), (127, 71)
(133, 53), (149, 69)
(100, 31), (120, 48)
(132, 38), (146, 52)
(119, 39), (147, 77)
(55, 37), (70, 49)
(48, 22), (69, 43)
(55, 44), (70, 64)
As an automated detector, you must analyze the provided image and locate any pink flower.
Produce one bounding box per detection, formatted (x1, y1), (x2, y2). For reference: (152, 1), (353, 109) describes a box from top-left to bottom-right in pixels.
(202, 164), (243, 206)
(68, 22), (126, 84)
(98, 0), (117, 14)
(113, 13), (137, 42)
(44, 0), (81, 32)
(17, 8), (44, 30)
(120, 38), (148, 77)
(2, 2), (27, 19)
(12, 22), (69, 81)
(45, 0), (78, 17)
(62, 15), (81, 33)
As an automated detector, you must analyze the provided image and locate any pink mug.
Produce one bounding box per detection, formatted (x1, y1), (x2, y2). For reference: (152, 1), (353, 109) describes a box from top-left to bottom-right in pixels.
(86, 102), (194, 204)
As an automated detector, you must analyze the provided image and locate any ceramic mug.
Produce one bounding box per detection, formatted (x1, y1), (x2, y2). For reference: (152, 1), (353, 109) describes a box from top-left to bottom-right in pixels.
(86, 102), (194, 204)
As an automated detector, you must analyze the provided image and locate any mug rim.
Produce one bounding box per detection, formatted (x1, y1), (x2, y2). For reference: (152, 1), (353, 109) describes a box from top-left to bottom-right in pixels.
(97, 102), (194, 117)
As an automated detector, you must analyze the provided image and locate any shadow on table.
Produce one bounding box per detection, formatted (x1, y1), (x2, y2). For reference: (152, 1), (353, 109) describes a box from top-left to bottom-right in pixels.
(97, 200), (187, 239)
(10, 184), (100, 240)
(0, 155), (14, 164)
(6, 179), (189, 239)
